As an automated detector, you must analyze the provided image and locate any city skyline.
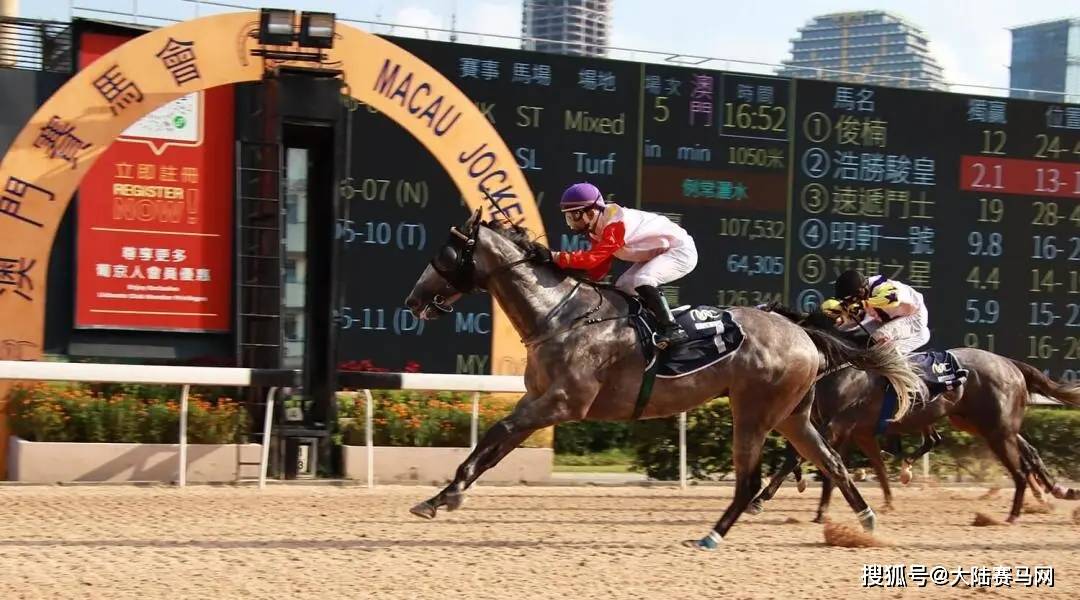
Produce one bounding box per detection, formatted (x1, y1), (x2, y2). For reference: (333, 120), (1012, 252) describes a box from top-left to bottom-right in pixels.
(777, 11), (947, 91)
(13, 0), (1080, 97)
(522, 0), (612, 57)
(1008, 17), (1080, 103)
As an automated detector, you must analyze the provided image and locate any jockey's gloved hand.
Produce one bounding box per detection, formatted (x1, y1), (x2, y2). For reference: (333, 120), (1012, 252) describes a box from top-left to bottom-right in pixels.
(532, 245), (554, 264)
(820, 298), (843, 319)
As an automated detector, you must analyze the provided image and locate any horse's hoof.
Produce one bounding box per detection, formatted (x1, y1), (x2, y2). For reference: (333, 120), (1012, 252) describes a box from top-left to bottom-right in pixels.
(858, 508), (877, 533)
(797, 479), (808, 494)
(880, 503), (895, 514)
(410, 500), (438, 520)
(899, 465), (912, 485)
(812, 515), (826, 524)
(681, 532), (722, 551)
(746, 501), (764, 515)
(444, 492), (465, 512)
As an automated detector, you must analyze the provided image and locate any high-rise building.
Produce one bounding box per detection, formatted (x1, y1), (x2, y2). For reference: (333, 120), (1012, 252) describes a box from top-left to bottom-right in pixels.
(1009, 18), (1080, 103)
(522, 0), (611, 57)
(777, 11), (946, 91)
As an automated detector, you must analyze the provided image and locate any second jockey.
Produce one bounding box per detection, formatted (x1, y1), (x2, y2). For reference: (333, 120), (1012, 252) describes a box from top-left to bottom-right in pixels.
(549, 182), (699, 349)
(821, 269), (930, 354)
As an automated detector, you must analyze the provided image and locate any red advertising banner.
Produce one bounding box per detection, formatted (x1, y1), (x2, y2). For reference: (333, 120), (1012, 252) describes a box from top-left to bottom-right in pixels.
(74, 31), (234, 332)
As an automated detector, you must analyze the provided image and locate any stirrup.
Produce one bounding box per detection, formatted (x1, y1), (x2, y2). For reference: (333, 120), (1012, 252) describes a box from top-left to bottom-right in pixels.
(651, 332), (670, 350)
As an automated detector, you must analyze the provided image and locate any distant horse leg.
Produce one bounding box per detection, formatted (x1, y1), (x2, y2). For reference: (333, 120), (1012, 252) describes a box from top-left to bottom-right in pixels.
(908, 427), (942, 461)
(411, 389), (574, 519)
(1016, 436), (1047, 502)
(855, 431), (894, 512)
(813, 437), (849, 523)
(900, 426), (941, 485)
(748, 442), (802, 515)
(777, 416), (876, 532)
(684, 415), (769, 549)
(794, 460), (807, 493)
(984, 433), (1028, 523)
(1018, 434), (1080, 501)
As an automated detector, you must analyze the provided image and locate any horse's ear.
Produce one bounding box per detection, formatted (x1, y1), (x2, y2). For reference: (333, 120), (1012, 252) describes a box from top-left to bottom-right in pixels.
(464, 206), (483, 233)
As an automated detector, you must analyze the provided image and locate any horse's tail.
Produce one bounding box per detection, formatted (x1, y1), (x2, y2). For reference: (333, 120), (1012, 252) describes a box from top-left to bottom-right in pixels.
(1009, 359), (1080, 408)
(802, 328), (920, 420)
(1017, 434), (1080, 501)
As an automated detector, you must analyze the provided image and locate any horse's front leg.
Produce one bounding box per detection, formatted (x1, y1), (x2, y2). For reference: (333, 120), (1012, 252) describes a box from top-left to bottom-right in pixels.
(410, 385), (585, 520)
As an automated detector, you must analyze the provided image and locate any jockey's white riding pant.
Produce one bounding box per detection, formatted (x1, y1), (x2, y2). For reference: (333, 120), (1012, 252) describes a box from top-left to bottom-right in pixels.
(615, 243), (698, 294)
(872, 306), (930, 354)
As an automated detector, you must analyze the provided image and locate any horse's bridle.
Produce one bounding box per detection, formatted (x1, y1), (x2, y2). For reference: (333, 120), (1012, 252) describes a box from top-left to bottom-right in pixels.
(425, 223), (533, 314)
(424, 223), (624, 346)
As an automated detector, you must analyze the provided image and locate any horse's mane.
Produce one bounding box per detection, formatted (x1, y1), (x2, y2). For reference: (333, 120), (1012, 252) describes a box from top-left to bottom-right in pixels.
(479, 220), (631, 296)
(479, 220), (542, 253)
(761, 301), (868, 346)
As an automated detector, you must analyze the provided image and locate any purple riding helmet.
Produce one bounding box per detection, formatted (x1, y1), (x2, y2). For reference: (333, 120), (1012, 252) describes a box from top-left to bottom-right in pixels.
(559, 182), (605, 212)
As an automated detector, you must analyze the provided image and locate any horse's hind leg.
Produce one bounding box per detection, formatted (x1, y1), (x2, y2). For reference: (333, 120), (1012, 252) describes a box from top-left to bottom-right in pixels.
(984, 433), (1027, 523)
(814, 437), (849, 523)
(1018, 434), (1080, 500)
(813, 421), (854, 523)
(776, 414), (877, 532)
(854, 431), (894, 512)
(748, 442), (802, 515)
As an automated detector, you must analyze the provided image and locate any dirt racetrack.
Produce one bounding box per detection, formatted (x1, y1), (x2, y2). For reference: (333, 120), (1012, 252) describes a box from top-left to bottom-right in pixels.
(0, 482), (1075, 599)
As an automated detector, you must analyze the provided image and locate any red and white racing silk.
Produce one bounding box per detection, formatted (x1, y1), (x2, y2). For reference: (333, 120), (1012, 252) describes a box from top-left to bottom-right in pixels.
(553, 204), (697, 291)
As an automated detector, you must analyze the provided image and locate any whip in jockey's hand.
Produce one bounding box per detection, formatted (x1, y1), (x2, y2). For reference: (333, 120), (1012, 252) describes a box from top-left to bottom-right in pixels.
(550, 182), (699, 350)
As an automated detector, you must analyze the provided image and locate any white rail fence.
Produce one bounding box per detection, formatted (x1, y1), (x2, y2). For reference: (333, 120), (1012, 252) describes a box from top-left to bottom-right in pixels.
(0, 360), (1065, 488)
(0, 360), (292, 488)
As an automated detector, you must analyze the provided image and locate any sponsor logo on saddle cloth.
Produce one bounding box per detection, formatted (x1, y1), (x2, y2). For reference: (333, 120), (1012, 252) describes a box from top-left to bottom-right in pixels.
(880, 350), (970, 431)
(911, 350), (969, 389)
(646, 305), (745, 378)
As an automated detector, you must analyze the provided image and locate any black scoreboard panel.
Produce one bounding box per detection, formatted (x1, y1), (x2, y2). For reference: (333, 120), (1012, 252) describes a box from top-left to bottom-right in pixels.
(339, 34), (1080, 381)
(640, 66), (790, 310)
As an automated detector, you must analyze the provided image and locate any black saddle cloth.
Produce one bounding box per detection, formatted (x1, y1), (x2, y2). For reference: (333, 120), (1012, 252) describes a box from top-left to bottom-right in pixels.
(630, 303), (745, 378)
(878, 349), (968, 433)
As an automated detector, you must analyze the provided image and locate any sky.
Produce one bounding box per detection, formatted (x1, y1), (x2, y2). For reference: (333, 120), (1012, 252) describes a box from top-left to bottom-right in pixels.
(23, 0), (1078, 94)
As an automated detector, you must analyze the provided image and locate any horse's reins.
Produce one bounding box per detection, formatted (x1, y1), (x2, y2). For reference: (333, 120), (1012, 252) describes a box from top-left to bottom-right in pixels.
(427, 225), (627, 347)
(520, 281), (630, 349)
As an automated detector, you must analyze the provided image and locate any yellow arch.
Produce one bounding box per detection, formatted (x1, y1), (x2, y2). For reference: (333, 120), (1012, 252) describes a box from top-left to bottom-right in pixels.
(0, 12), (543, 465)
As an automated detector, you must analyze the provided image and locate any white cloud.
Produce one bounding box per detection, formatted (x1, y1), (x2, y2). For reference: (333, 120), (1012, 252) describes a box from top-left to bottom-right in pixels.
(391, 6), (443, 30)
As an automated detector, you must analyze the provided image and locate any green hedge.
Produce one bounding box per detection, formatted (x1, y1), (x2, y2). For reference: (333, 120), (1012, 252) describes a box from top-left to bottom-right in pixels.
(553, 421), (632, 455)
(1021, 407), (1080, 480)
(627, 398), (1079, 483)
(628, 398), (790, 480)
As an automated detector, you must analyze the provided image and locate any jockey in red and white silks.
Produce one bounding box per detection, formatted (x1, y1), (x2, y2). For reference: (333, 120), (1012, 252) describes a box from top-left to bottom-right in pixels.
(551, 182), (698, 348)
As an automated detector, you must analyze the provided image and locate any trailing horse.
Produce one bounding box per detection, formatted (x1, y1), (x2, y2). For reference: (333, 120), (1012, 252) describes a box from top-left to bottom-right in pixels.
(403, 210), (921, 548)
(751, 303), (1080, 523)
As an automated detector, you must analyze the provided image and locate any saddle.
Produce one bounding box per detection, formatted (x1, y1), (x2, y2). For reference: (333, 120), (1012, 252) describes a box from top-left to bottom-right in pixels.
(878, 349), (968, 434)
(628, 301), (745, 418)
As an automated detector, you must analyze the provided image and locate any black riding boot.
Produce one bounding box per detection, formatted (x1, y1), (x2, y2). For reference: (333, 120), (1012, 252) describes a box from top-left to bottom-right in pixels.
(635, 285), (688, 349)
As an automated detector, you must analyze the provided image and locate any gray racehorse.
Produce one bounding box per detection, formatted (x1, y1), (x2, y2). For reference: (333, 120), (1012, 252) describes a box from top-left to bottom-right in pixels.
(750, 305), (1080, 524)
(403, 209), (921, 548)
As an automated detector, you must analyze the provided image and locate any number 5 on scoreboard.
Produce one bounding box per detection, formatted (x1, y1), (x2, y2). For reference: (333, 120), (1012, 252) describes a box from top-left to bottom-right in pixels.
(653, 96), (669, 122)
